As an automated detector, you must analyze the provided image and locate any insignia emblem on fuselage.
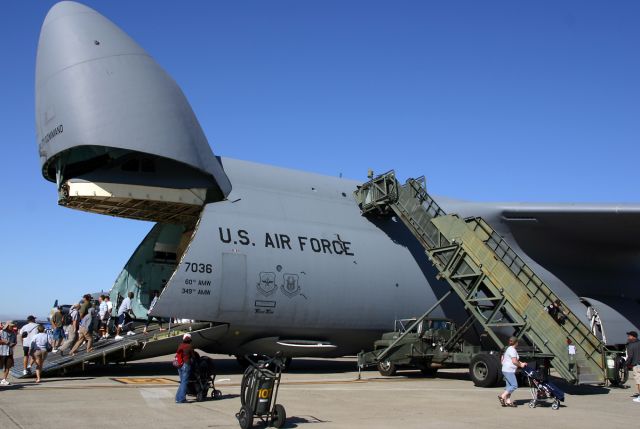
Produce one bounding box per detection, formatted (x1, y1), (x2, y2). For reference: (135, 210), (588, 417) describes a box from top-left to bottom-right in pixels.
(257, 272), (277, 296)
(281, 274), (301, 298)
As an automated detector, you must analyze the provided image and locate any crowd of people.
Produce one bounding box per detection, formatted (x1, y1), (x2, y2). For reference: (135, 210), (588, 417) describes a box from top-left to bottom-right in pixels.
(0, 290), (147, 385)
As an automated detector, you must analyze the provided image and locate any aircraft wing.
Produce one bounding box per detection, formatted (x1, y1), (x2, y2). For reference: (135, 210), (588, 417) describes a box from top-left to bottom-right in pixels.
(496, 203), (640, 250)
(445, 201), (640, 344)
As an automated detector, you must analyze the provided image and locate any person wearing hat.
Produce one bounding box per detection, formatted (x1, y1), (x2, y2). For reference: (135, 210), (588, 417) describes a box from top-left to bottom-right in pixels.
(499, 336), (527, 407)
(19, 315), (39, 376)
(174, 333), (195, 403)
(0, 321), (17, 385)
(626, 330), (640, 402)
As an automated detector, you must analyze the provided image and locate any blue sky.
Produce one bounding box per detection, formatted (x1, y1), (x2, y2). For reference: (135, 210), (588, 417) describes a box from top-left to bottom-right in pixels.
(1, 0), (639, 318)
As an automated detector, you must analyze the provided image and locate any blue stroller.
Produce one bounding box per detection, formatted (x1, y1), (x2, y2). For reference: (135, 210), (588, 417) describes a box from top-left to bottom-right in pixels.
(523, 367), (565, 410)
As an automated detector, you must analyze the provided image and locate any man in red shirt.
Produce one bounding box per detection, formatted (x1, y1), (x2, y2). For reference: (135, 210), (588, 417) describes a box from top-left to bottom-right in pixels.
(175, 333), (194, 403)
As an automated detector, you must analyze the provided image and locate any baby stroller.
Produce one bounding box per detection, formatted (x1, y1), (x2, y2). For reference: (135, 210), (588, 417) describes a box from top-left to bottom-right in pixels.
(187, 355), (222, 402)
(523, 367), (565, 410)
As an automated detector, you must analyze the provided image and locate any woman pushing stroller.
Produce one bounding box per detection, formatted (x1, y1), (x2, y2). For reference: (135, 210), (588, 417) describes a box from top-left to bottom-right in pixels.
(499, 336), (527, 407)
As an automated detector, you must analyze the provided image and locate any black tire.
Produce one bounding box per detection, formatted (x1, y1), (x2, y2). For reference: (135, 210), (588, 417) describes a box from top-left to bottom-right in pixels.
(238, 405), (253, 429)
(469, 354), (500, 388)
(212, 389), (222, 399)
(613, 357), (629, 386)
(377, 359), (397, 377)
(240, 366), (256, 406)
(272, 404), (286, 428)
(551, 400), (560, 410)
(419, 366), (438, 378)
(196, 390), (207, 402)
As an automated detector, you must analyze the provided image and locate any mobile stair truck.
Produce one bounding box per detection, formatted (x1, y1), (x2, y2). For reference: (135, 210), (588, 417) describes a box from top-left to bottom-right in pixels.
(355, 171), (626, 387)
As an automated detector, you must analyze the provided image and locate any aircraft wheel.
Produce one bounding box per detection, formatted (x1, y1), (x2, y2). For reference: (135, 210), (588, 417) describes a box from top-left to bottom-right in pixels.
(469, 354), (499, 387)
(238, 405), (253, 429)
(272, 404), (286, 428)
(378, 359), (397, 377)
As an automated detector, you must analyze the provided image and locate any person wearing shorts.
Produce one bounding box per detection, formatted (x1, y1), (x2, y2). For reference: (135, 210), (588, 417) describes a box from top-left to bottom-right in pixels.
(30, 325), (50, 383)
(50, 307), (65, 352)
(626, 331), (640, 402)
(0, 321), (17, 385)
(19, 316), (38, 376)
(499, 336), (527, 408)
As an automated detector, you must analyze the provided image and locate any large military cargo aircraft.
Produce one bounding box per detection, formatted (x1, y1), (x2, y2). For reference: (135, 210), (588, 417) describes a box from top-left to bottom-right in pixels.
(36, 2), (638, 360)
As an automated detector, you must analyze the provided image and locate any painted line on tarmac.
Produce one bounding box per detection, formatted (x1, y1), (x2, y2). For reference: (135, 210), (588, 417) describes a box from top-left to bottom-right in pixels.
(112, 377), (177, 385)
(0, 405), (24, 429)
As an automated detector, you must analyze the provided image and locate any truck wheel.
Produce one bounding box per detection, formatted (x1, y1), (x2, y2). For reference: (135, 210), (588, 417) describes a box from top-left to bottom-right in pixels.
(272, 404), (286, 428)
(378, 359), (397, 376)
(469, 354), (499, 387)
(418, 365), (438, 378)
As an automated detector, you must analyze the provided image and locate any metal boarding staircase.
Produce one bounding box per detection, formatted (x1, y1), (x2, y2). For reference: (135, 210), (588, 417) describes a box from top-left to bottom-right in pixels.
(354, 171), (616, 384)
(10, 322), (212, 379)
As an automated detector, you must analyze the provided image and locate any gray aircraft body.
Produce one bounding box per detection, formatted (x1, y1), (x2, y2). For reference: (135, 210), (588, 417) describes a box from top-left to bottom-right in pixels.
(35, 2), (639, 360)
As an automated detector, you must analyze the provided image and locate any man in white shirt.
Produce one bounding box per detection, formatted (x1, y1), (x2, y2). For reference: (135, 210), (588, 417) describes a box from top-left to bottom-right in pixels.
(114, 292), (136, 340)
(18, 316), (38, 376)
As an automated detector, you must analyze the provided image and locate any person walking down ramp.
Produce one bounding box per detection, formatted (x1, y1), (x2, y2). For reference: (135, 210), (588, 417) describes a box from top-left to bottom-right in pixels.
(499, 336), (527, 407)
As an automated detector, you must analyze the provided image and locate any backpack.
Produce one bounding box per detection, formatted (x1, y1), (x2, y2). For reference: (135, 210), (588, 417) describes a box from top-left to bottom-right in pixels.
(172, 349), (184, 368)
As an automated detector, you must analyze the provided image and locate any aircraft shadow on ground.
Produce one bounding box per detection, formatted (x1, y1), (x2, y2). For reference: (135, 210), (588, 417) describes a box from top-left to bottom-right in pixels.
(59, 357), (360, 378)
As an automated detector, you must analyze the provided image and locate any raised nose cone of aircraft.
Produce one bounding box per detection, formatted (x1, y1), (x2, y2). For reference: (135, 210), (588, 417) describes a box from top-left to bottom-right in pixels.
(35, 1), (231, 224)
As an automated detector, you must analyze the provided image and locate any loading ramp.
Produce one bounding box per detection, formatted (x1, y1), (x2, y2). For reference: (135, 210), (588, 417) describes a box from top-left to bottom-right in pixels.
(354, 171), (620, 385)
(10, 322), (224, 379)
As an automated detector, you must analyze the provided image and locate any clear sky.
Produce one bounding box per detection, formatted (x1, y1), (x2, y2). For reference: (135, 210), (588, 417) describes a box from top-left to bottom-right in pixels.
(1, 0), (639, 318)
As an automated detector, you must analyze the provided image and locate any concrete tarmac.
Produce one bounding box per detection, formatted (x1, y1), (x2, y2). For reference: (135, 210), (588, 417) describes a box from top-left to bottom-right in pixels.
(0, 354), (637, 428)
